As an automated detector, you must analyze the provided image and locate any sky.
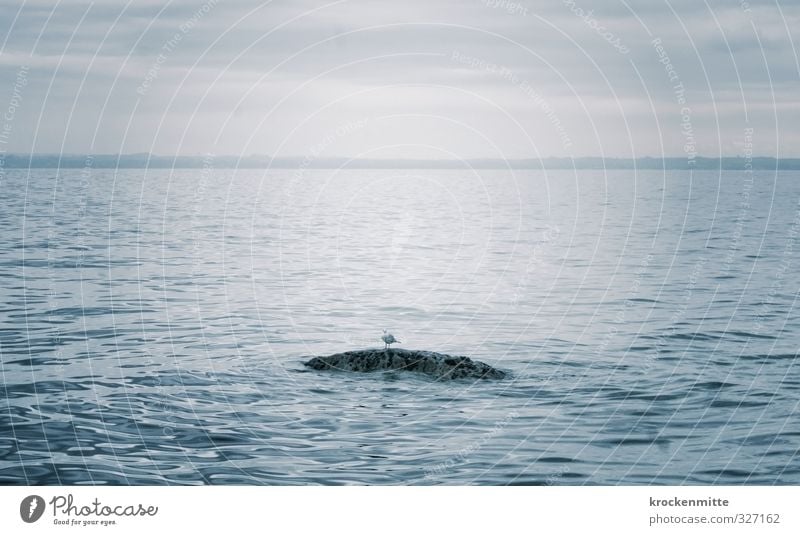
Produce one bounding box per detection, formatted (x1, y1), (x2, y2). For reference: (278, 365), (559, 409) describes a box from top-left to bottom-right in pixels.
(0, 0), (797, 159)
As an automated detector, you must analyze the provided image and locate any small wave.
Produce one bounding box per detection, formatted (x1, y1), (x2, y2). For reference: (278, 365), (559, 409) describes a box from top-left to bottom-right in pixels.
(689, 381), (737, 391)
(596, 436), (670, 446)
(709, 399), (770, 408)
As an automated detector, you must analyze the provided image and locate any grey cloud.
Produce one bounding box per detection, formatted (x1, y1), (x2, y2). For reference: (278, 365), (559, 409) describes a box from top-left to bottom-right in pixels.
(0, 0), (797, 157)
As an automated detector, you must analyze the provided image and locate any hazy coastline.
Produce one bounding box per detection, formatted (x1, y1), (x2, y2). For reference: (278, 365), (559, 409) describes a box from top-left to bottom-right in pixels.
(2, 154), (798, 170)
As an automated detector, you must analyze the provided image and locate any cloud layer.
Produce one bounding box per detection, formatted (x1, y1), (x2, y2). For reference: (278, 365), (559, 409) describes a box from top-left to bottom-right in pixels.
(0, 0), (797, 158)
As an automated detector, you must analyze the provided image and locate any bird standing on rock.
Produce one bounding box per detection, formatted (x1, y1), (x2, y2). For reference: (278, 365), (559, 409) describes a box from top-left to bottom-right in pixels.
(382, 329), (400, 350)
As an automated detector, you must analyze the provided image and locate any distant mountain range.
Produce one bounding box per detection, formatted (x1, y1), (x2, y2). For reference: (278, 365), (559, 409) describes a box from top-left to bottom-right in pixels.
(2, 154), (799, 170)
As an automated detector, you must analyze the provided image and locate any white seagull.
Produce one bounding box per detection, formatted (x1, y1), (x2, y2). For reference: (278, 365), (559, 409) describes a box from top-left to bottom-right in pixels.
(381, 329), (400, 350)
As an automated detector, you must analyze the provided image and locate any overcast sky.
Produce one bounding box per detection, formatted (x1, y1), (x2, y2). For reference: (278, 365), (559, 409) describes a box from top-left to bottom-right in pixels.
(0, 0), (797, 159)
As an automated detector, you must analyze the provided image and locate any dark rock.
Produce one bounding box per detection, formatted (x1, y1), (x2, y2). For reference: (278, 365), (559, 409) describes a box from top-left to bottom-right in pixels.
(304, 348), (506, 380)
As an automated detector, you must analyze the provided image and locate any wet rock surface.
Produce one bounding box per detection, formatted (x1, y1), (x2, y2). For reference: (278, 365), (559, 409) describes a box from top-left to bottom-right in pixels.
(304, 348), (507, 380)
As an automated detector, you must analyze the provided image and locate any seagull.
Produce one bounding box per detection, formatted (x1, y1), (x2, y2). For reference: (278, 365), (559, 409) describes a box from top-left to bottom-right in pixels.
(382, 329), (400, 350)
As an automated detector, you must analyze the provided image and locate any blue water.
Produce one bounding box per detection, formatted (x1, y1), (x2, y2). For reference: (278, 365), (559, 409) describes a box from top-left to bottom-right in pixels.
(1, 168), (798, 485)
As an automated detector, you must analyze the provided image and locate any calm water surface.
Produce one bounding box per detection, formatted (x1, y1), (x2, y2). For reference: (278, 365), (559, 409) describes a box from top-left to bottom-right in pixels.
(1, 168), (798, 484)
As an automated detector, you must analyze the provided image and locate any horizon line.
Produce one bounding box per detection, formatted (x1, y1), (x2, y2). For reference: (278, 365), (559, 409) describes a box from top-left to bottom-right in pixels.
(2, 153), (798, 170)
